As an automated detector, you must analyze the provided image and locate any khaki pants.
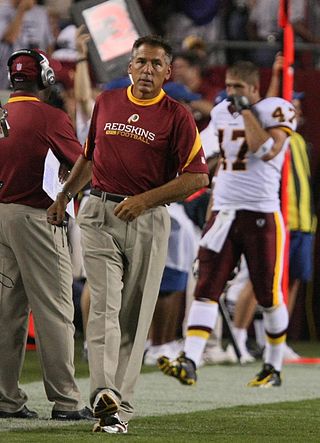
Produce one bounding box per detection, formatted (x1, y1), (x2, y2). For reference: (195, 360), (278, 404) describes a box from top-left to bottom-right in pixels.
(0, 203), (83, 412)
(78, 196), (170, 422)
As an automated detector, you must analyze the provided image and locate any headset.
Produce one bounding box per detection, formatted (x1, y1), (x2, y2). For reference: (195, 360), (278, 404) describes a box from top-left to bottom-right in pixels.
(7, 49), (55, 89)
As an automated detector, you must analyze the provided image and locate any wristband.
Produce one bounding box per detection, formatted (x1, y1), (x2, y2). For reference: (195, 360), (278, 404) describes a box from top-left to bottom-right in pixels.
(61, 190), (73, 202)
(76, 57), (87, 64)
(253, 137), (274, 159)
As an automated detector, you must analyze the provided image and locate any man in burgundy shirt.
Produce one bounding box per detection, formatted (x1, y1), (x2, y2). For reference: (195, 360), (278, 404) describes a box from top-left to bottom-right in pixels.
(47, 35), (209, 434)
(0, 48), (92, 420)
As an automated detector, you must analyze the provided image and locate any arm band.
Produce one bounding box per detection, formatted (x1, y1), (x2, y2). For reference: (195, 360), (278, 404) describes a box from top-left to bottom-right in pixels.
(253, 137), (274, 159)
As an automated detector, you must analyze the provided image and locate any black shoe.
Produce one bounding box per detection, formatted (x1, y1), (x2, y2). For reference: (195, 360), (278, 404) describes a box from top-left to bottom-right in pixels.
(51, 406), (95, 421)
(158, 352), (197, 385)
(247, 363), (282, 387)
(0, 406), (38, 419)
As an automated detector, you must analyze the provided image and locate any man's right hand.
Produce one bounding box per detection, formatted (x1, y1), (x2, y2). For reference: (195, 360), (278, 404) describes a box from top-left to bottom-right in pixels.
(18, 0), (36, 13)
(76, 25), (91, 58)
(47, 192), (68, 226)
(272, 52), (284, 75)
(227, 95), (250, 113)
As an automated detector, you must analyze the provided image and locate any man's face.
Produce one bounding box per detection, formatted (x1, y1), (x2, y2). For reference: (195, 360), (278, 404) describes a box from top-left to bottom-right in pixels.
(225, 74), (256, 104)
(128, 44), (171, 99)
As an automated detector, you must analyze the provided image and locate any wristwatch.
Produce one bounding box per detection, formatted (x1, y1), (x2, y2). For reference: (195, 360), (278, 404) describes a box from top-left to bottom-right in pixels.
(61, 190), (73, 202)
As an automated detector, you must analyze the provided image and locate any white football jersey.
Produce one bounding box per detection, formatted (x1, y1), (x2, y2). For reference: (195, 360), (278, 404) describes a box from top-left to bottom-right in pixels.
(211, 96), (297, 212)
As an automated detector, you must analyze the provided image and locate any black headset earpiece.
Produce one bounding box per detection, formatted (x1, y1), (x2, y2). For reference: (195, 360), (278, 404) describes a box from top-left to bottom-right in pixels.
(7, 49), (56, 89)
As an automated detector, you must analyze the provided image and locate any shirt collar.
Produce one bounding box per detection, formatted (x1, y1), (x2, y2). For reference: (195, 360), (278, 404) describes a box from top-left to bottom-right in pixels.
(8, 92), (41, 103)
(126, 85), (165, 106)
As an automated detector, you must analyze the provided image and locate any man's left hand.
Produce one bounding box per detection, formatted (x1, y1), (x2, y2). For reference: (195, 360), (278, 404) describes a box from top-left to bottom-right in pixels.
(47, 192), (69, 226)
(113, 195), (148, 222)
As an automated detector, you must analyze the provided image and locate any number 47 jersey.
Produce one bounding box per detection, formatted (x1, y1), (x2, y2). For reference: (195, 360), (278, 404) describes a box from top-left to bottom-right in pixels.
(211, 96), (297, 213)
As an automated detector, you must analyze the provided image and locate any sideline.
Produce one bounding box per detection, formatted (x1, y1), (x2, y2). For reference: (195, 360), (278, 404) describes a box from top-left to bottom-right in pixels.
(1, 363), (319, 431)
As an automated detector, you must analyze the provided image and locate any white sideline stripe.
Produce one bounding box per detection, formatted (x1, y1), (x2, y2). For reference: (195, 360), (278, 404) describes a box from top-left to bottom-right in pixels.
(1, 363), (320, 431)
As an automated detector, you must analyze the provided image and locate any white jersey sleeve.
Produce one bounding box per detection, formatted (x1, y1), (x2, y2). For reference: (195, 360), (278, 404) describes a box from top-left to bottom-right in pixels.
(252, 97), (297, 132)
(200, 110), (220, 158)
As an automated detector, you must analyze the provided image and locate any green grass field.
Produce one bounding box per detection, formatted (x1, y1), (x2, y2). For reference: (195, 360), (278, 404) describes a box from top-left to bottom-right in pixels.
(1, 340), (320, 442)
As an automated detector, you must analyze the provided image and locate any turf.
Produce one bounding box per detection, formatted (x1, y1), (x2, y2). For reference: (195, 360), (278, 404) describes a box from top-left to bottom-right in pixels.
(21, 339), (320, 383)
(1, 400), (320, 442)
(4, 340), (319, 442)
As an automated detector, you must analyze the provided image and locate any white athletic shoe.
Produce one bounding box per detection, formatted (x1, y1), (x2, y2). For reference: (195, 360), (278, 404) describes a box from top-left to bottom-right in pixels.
(240, 352), (256, 364)
(93, 413), (128, 434)
(203, 346), (237, 364)
(144, 342), (182, 366)
(168, 339), (184, 355)
(225, 344), (256, 364)
(283, 343), (300, 360)
(144, 349), (162, 366)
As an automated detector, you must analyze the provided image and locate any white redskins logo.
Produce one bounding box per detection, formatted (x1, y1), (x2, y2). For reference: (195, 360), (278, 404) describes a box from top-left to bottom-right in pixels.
(16, 63), (22, 71)
(256, 218), (266, 228)
(128, 114), (139, 124)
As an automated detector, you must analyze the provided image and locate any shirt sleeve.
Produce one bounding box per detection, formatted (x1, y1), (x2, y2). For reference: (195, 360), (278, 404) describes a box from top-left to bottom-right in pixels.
(47, 110), (82, 166)
(172, 105), (209, 175)
(83, 97), (99, 160)
(200, 105), (220, 158)
(254, 97), (297, 132)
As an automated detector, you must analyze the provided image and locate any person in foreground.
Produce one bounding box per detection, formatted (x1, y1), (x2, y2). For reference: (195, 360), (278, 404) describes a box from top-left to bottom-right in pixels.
(158, 60), (297, 388)
(0, 49), (92, 420)
(47, 35), (209, 434)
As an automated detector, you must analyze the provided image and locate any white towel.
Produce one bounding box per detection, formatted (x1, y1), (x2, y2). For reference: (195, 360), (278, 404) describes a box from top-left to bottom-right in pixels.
(199, 209), (236, 253)
(165, 203), (199, 272)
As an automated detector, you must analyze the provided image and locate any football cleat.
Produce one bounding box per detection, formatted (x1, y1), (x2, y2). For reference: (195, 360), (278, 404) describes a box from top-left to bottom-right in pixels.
(92, 388), (120, 419)
(157, 352), (197, 385)
(92, 413), (128, 434)
(247, 363), (282, 387)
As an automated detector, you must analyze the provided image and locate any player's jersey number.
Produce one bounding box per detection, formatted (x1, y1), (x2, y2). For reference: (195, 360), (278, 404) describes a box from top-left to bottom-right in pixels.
(218, 129), (248, 171)
(272, 106), (296, 124)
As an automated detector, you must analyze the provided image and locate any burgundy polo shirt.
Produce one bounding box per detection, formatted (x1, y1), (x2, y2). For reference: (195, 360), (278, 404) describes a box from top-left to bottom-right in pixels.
(83, 86), (208, 196)
(0, 93), (82, 209)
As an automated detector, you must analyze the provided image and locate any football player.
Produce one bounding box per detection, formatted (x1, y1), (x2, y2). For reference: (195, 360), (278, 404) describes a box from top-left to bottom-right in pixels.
(158, 60), (297, 387)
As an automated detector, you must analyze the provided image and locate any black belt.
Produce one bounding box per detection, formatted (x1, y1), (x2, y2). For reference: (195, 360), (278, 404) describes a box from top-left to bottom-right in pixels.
(90, 188), (127, 203)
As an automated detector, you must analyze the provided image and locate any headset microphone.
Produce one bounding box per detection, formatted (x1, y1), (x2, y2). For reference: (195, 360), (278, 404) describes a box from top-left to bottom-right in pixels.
(7, 49), (56, 90)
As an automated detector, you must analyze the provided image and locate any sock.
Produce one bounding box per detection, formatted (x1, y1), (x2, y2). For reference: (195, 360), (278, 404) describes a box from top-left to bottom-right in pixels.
(253, 319), (266, 348)
(263, 303), (289, 372)
(184, 300), (219, 367)
(206, 314), (223, 350)
(233, 327), (248, 356)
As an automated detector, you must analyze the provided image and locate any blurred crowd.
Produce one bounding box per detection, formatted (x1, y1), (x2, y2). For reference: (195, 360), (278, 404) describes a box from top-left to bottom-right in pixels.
(1, 1), (320, 91)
